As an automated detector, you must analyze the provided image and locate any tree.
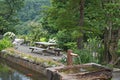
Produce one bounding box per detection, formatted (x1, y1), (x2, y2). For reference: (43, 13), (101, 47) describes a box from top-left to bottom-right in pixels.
(0, 0), (24, 34)
(77, 0), (85, 49)
(43, 0), (84, 49)
(85, 0), (120, 64)
(102, 0), (120, 64)
(14, 0), (50, 35)
(17, 0), (50, 22)
(43, 0), (120, 64)
(28, 21), (47, 42)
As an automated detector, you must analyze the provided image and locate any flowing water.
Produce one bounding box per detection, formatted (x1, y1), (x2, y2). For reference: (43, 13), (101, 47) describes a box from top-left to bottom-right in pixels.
(0, 58), (47, 80)
(77, 56), (82, 64)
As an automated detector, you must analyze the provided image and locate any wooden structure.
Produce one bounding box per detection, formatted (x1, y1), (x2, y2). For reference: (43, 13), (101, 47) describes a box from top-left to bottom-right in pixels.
(29, 42), (62, 56)
(67, 50), (78, 65)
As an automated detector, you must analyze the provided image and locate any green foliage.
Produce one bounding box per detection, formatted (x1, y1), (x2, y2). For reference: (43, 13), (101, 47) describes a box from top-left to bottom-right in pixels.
(103, 1), (120, 29)
(1, 0), (120, 65)
(17, 0), (50, 22)
(64, 42), (77, 50)
(42, 0), (83, 42)
(0, 38), (13, 51)
(16, 21), (47, 43)
(41, 17), (58, 38)
(40, 37), (47, 42)
(0, 0), (24, 34)
(43, 0), (80, 30)
(14, 21), (31, 35)
(73, 37), (104, 64)
(0, 0), (24, 18)
(85, 37), (102, 52)
(0, 16), (9, 34)
(28, 21), (48, 42)
(56, 30), (76, 51)
(74, 49), (93, 64)
(15, 0), (50, 35)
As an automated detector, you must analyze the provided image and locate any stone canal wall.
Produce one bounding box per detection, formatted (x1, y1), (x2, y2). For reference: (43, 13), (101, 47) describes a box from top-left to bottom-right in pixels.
(0, 50), (113, 80)
(0, 50), (48, 76)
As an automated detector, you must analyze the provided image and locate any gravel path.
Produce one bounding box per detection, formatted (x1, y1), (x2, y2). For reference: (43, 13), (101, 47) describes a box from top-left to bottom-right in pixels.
(16, 45), (64, 61)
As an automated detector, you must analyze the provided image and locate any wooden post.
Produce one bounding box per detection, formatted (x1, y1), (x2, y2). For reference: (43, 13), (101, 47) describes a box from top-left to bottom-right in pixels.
(67, 49), (78, 66)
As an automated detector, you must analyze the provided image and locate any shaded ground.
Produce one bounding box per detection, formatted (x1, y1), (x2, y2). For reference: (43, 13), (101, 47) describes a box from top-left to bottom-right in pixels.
(16, 45), (64, 61)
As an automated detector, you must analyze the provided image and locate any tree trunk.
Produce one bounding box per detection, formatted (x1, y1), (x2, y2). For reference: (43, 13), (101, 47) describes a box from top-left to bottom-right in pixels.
(103, 29), (111, 63)
(102, 0), (119, 64)
(104, 29), (120, 64)
(77, 0), (85, 49)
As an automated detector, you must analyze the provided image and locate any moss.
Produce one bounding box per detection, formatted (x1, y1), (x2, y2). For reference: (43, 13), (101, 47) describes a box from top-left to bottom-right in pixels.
(0, 64), (10, 73)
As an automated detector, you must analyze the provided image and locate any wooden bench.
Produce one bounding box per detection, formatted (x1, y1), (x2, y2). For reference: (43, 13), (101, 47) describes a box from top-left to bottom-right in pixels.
(29, 47), (46, 55)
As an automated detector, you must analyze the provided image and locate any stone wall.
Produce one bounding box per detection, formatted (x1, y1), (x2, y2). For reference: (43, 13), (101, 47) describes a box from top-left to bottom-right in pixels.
(0, 51), (47, 76)
(0, 51), (112, 80)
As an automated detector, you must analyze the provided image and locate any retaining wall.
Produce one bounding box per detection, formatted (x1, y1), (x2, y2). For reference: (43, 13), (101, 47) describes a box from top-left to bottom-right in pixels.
(0, 51), (47, 76)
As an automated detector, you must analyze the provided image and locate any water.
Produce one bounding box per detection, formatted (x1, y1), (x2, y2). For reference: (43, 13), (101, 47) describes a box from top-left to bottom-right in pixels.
(1, 58), (120, 80)
(77, 56), (82, 64)
(0, 59), (47, 80)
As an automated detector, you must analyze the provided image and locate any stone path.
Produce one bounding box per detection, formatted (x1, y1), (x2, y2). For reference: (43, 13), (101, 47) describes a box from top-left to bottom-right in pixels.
(16, 45), (64, 61)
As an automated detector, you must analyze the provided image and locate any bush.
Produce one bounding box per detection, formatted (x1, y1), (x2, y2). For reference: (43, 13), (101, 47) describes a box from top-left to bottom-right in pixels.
(74, 49), (93, 64)
(0, 38), (13, 51)
(73, 37), (104, 64)
(56, 30), (76, 51)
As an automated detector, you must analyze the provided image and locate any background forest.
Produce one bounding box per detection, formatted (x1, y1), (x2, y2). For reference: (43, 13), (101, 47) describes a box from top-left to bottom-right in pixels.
(0, 0), (120, 66)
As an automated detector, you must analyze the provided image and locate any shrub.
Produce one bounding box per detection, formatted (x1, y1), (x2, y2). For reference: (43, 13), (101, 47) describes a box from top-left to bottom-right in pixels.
(56, 30), (76, 51)
(74, 49), (93, 64)
(0, 38), (13, 51)
(73, 37), (104, 64)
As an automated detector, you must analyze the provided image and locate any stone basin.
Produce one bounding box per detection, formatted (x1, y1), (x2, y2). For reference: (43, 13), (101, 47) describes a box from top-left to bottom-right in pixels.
(46, 63), (112, 80)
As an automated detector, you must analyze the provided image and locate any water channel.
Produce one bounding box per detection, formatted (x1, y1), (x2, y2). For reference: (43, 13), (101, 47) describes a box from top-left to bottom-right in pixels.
(0, 58), (47, 80)
(0, 57), (120, 80)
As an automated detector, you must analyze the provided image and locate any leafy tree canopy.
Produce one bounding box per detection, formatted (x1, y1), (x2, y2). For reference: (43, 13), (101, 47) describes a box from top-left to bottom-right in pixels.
(0, 0), (24, 34)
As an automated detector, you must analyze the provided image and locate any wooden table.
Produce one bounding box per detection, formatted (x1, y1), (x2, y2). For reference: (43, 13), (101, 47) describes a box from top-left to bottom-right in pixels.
(35, 42), (57, 49)
(33, 42), (62, 56)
